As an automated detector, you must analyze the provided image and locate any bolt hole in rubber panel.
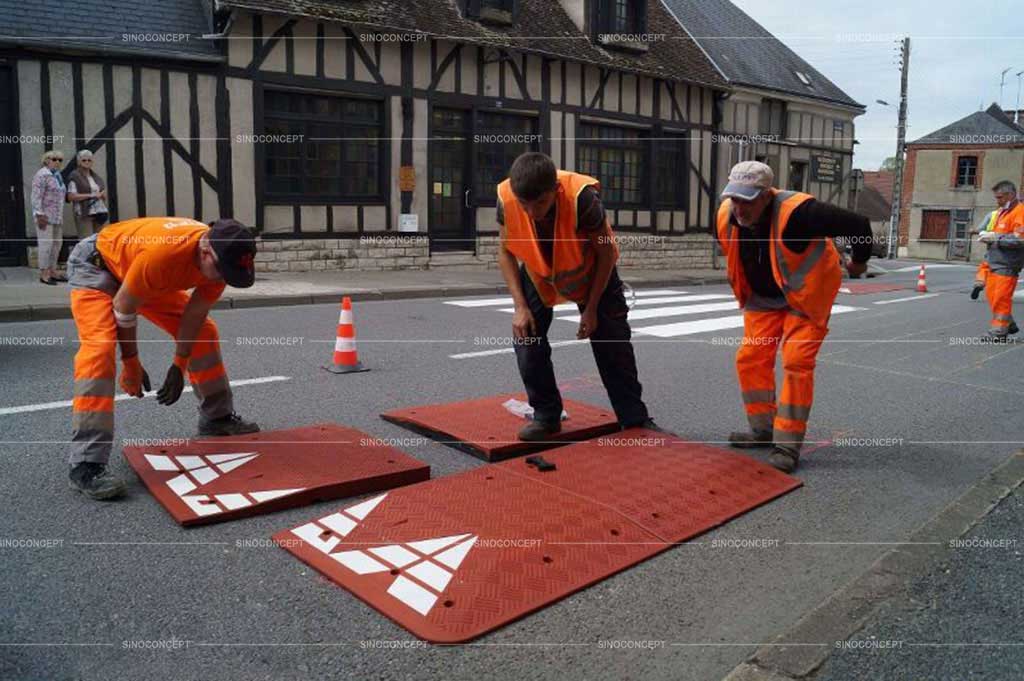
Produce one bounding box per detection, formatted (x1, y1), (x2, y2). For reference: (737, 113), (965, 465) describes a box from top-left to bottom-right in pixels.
(123, 424), (430, 526)
(380, 393), (620, 462)
(275, 429), (800, 642)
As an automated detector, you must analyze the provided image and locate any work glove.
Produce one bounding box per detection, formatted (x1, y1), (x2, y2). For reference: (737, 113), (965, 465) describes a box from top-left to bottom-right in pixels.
(978, 231), (997, 244)
(119, 355), (151, 398)
(156, 355), (188, 406)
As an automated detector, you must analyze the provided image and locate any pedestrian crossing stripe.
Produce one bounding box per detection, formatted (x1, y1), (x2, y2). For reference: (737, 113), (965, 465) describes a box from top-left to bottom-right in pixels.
(144, 452), (304, 518)
(444, 290), (865, 347)
(291, 495), (477, 616)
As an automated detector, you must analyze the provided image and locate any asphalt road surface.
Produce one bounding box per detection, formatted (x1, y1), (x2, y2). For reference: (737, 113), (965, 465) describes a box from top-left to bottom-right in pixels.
(1, 259), (1021, 681)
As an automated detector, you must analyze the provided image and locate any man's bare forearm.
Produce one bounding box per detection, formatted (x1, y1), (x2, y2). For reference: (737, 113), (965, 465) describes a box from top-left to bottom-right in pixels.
(584, 230), (617, 310)
(175, 294), (212, 360)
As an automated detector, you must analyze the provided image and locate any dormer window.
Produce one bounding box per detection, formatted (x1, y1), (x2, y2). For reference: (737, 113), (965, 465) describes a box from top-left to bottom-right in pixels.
(794, 71), (813, 88)
(595, 0), (649, 52)
(459, 0), (515, 25)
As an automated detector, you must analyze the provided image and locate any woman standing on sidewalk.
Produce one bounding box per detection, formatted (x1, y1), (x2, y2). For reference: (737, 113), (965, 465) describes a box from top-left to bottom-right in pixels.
(30, 150), (67, 285)
(66, 149), (109, 237)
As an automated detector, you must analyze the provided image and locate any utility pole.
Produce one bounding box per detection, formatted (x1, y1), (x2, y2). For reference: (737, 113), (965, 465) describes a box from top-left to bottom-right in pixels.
(1016, 70), (1023, 125)
(887, 37), (911, 259)
(1000, 68), (1012, 110)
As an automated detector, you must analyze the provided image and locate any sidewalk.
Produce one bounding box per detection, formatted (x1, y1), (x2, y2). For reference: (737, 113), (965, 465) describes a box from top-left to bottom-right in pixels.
(0, 266), (728, 323)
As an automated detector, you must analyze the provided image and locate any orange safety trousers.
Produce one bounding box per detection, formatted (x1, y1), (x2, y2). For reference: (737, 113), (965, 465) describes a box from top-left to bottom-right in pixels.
(974, 261), (990, 288)
(985, 272), (1018, 337)
(70, 289), (233, 465)
(736, 309), (828, 454)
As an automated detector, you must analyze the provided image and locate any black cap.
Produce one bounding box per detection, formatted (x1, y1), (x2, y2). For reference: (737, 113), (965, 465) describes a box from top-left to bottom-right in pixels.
(208, 219), (257, 288)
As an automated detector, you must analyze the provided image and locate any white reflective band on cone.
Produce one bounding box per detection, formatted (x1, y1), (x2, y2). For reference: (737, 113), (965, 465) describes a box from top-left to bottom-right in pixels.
(338, 310), (353, 324)
(335, 338), (356, 353)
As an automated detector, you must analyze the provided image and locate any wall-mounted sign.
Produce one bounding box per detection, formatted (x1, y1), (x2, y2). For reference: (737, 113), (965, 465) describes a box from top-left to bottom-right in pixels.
(398, 214), (419, 232)
(399, 166), (416, 192)
(811, 154), (840, 184)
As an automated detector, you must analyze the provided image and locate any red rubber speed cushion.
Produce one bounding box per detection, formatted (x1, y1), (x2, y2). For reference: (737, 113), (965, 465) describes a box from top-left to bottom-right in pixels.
(381, 393), (620, 461)
(124, 423), (430, 526)
(276, 428), (800, 641)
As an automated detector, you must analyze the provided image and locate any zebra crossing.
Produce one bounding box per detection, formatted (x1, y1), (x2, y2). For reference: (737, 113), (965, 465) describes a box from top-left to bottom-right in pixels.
(445, 288), (865, 358)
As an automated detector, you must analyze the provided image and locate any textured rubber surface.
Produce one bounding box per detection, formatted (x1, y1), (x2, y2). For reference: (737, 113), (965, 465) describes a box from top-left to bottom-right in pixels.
(840, 282), (907, 294)
(124, 424), (430, 526)
(276, 428), (800, 642)
(380, 393), (620, 461)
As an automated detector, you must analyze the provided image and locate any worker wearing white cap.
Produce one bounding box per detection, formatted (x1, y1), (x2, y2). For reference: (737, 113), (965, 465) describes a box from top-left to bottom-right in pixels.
(715, 161), (873, 472)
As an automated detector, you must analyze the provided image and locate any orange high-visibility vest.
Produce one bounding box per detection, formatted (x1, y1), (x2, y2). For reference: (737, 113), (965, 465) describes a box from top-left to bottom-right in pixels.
(498, 170), (615, 306)
(717, 190), (843, 327)
(993, 201), (1024, 236)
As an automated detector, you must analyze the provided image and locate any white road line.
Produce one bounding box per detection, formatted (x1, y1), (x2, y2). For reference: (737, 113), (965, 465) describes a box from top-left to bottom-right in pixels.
(559, 301), (740, 323)
(634, 305), (864, 338)
(449, 340), (586, 359)
(498, 294), (735, 314)
(873, 293), (942, 305)
(0, 376), (291, 417)
(443, 289), (687, 308)
(884, 264), (973, 273)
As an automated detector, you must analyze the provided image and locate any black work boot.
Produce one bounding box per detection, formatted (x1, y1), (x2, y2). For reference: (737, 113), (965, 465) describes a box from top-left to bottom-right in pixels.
(69, 463), (127, 500)
(517, 420), (561, 442)
(1009, 322), (1019, 335)
(198, 413), (260, 437)
(767, 447), (800, 473)
(728, 430), (773, 449)
(970, 284), (984, 300)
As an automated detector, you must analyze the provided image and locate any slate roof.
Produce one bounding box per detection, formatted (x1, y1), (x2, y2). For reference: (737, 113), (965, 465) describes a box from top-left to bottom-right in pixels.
(218, 0), (727, 89)
(0, 0), (222, 62)
(855, 184), (891, 222)
(910, 104), (1024, 145)
(660, 0), (862, 109)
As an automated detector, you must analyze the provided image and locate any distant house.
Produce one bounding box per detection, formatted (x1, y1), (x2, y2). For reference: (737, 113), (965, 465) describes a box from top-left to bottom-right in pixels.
(856, 170), (892, 256)
(899, 103), (1024, 261)
(663, 0), (864, 207)
(2, 0), (862, 273)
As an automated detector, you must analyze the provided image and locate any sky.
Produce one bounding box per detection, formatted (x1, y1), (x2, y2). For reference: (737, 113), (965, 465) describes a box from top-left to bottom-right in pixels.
(730, 0), (1024, 170)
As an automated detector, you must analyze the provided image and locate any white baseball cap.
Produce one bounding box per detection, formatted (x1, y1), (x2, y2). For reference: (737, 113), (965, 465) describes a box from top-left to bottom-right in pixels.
(722, 161), (774, 201)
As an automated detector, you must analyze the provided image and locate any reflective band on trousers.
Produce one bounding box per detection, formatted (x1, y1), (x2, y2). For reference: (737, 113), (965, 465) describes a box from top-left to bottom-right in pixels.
(188, 352), (223, 373)
(72, 410), (114, 432)
(742, 389), (776, 405)
(774, 429), (805, 449)
(777, 403), (811, 421)
(73, 377), (115, 397)
(748, 413), (774, 432)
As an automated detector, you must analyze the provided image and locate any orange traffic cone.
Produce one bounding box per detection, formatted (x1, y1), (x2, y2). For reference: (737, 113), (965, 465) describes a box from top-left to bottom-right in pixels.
(916, 264), (928, 293)
(324, 296), (369, 374)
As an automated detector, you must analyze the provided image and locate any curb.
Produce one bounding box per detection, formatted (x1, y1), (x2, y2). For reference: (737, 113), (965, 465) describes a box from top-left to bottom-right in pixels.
(0, 274), (729, 324)
(721, 449), (1024, 681)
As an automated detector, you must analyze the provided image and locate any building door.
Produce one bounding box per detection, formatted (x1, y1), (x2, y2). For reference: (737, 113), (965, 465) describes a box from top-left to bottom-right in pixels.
(947, 209), (972, 261)
(787, 161), (807, 191)
(0, 64), (23, 265)
(429, 107), (474, 252)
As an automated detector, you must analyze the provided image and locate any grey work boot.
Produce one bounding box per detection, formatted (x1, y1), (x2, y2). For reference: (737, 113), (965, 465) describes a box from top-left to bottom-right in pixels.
(728, 430), (774, 449)
(517, 419), (561, 442)
(69, 463), (127, 500)
(198, 413), (260, 437)
(767, 447), (800, 474)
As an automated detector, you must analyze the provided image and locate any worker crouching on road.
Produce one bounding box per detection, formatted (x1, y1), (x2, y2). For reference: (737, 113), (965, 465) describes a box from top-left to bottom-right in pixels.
(717, 162), (872, 473)
(67, 217), (260, 500)
(496, 152), (661, 441)
(976, 181), (1024, 339)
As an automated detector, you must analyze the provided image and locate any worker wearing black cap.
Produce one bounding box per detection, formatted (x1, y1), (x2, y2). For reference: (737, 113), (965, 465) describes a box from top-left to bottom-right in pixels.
(66, 217), (260, 500)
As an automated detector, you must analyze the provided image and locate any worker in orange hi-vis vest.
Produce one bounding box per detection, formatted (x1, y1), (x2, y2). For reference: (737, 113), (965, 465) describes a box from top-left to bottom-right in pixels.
(496, 152), (665, 441)
(976, 181), (1024, 339)
(66, 217), (260, 500)
(970, 209), (998, 300)
(716, 162), (873, 473)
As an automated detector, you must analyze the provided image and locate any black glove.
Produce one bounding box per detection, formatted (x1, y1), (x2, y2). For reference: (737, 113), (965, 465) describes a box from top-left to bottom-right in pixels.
(156, 365), (185, 405)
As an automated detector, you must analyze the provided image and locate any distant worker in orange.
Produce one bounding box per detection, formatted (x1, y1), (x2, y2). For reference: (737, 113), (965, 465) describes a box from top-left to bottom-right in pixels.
(976, 181), (1024, 339)
(716, 162), (873, 472)
(969, 209), (998, 300)
(67, 217), (260, 500)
